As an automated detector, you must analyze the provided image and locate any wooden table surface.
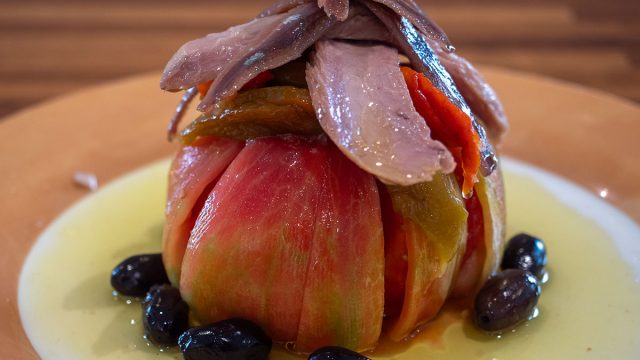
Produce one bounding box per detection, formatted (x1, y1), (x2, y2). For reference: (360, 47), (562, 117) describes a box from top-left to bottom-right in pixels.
(0, 0), (639, 119)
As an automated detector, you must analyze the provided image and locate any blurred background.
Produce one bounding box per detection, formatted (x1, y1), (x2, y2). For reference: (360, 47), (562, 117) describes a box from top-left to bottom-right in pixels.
(0, 0), (638, 119)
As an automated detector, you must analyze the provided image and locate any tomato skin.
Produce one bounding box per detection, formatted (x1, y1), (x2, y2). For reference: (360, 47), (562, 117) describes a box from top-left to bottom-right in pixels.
(162, 137), (244, 285)
(380, 174), (468, 341)
(449, 188), (487, 299)
(379, 183), (408, 320)
(178, 136), (384, 352)
(463, 191), (485, 263)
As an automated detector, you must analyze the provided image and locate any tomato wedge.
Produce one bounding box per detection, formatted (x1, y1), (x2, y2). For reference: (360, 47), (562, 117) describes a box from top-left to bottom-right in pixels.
(449, 187), (486, 298)
(381, 173), (468, 341)
(179, 136), (384, 351)
(162, 137), (244, 285)
(401, 66), (481, 197)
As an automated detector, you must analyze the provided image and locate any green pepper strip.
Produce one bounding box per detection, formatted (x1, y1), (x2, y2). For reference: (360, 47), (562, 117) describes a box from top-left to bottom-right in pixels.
(180, 86), (322, 144)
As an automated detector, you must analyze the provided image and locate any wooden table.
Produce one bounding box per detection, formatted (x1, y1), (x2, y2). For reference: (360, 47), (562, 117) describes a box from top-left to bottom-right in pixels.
(0, 0), (638, 119)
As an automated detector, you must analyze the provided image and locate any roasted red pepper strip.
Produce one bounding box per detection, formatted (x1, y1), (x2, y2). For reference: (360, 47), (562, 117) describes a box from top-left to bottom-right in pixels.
(196, 71), (274, 99)
(401, 66), (480, 197)
(241, 70), (275, 91)
(197, 80), (213, 99)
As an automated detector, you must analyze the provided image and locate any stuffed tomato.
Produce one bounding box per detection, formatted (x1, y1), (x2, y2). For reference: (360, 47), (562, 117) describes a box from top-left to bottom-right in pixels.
(160, 0), (508, 353)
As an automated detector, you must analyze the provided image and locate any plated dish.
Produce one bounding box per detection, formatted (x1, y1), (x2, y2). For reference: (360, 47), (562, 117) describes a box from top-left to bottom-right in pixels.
(113, 1), (640, 357)
(155, 0), (512, 353)
(0, 4), (636, 354)
(2, 68), (638, 359)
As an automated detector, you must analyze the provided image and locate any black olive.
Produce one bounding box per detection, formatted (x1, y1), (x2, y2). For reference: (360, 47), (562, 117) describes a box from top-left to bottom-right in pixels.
(308, 346), (371, 360)
(110, 253), (170, 297)
(501, 233), (547, 278)
(474, 269), (541, 332)
(142, 285), (189, 345)
(178, 318), (272, 360)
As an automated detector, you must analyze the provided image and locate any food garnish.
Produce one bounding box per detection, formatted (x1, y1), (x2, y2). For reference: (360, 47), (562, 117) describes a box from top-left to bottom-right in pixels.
(142, 285), (190, 345)
(110, 253), (169, 297)
(473, 233), (548, 332)
(308, 346), (372, 360)
(178, 319), (272, 360)
(501, 233), (548, 279)
(473, 269), (542, 332)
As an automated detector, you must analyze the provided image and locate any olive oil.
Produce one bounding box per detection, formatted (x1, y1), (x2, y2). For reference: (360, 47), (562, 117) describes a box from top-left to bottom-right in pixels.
(19, 159), (640, 359)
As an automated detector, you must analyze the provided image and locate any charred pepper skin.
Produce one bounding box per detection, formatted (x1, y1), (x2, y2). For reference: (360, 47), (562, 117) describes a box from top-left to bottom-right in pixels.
(110, 253), (170, 297)
(178, 318), (272, 360)
(474, 269), (541, 332)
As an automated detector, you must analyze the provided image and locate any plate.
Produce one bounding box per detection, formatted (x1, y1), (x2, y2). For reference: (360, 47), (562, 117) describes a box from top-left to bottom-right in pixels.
(16, 157), (640, 359)
(1, 67), (639, 358)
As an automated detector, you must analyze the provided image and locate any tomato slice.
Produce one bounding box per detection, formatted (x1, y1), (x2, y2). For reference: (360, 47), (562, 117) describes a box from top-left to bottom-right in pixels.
(162, 137), (244, 285)
(463, 189), (485, 262)
(449, 185), (487, 298)
(381, 173), (468, 341)
(179, 136), (384, 352)
(379, 183), (408, 320)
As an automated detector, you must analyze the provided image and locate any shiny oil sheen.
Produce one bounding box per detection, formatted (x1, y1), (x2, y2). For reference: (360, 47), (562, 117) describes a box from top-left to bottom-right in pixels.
(19, 158), (640, 359)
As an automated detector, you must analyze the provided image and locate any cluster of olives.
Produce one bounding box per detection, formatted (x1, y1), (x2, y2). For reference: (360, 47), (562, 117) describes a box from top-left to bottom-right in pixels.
(111, 254), (370, 360)
(473, 233), (548, 332)
(110, 233), (548, 358)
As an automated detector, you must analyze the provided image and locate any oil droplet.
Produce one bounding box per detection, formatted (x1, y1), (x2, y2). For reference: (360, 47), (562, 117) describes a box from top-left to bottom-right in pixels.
(441, 43), (456, 53)
(540, 270), (550, 284)
(529, 307), (540, 320)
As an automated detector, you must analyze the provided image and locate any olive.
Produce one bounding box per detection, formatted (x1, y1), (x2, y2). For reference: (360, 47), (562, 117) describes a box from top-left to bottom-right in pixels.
(178, 318), (272, 360)
(474, 269), (541, 332)
(308, 346), (371, 360)
(142, 285), (189, 345)
(110, 253), (170, 297)
(501, 233), (547, 278)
